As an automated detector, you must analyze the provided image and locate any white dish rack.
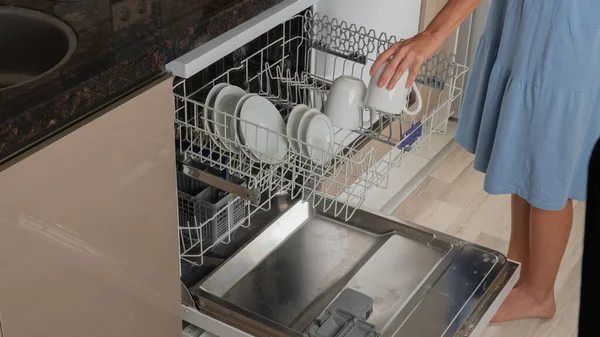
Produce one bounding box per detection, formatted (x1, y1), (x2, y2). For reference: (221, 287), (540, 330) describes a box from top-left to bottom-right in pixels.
(173, 11), (468, 266)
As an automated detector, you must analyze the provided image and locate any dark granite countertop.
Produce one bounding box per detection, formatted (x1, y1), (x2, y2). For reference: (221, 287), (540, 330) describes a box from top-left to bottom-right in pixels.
(0, 0), (284, 165)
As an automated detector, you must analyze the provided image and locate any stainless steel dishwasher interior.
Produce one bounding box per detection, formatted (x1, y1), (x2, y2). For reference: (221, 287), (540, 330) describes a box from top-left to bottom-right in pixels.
(0, 6), (77, 91)
(189, 196), (516, 337)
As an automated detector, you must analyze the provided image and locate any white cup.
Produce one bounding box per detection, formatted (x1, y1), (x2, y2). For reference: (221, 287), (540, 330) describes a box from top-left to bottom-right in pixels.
(324, 75), (368, 130)
(365, 61), (422, 116)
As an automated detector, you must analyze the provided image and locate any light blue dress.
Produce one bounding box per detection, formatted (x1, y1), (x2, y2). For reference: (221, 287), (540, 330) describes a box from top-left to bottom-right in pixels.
(456, 0), (600, 210)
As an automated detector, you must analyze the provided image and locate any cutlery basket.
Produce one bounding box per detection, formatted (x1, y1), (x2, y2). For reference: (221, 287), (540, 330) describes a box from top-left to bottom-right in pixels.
(177, 172), (246, 245)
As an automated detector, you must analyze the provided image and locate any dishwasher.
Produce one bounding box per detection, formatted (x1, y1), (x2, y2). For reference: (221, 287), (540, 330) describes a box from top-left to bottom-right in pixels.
(168, 3), (520, 337)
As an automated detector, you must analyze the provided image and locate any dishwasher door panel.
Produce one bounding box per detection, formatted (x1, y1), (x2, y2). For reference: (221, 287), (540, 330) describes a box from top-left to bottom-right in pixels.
(185, 198), (519, 337)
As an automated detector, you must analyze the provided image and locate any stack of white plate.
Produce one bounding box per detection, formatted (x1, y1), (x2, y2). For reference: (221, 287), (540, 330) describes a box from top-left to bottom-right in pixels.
(202, 84), (334, 166)
(203, 84), (288, 164)
(285, 104), (335, 166)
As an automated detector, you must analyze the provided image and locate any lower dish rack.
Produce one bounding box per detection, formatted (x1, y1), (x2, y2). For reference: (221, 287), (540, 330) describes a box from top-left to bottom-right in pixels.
(173, 10), (468, 267)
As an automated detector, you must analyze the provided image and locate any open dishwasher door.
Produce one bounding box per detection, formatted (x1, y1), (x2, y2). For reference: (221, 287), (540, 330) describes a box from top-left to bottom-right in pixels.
(182, 197), (519, 337)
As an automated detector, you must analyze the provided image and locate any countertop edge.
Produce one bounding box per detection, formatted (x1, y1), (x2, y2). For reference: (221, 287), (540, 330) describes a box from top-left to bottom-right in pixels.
(0, 73), (173, 173)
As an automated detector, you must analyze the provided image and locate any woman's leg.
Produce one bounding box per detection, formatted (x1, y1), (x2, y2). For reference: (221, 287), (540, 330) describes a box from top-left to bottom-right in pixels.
(492, 199), (573, 322)
(509, 194), (532, 284)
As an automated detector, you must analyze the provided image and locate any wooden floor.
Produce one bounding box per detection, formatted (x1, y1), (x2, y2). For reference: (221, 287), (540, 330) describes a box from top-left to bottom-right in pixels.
(393, 146), (583, 337)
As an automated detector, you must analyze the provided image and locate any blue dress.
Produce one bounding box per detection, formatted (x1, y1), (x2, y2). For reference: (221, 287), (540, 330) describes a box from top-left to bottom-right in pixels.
(456, 0), (600, 211)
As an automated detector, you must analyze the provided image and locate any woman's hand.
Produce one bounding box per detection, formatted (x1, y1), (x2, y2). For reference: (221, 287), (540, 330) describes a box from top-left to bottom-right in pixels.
(370, 31), (443, 89)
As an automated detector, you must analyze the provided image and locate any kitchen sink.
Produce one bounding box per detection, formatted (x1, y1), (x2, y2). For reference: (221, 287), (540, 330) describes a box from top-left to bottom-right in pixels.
(0, 6), (77, 91)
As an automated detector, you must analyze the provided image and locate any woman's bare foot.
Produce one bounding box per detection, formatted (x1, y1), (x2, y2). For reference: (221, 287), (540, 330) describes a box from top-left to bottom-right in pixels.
(491, 285), (556, 323)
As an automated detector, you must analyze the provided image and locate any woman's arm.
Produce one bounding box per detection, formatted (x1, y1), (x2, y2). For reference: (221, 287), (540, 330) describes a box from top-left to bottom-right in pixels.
(371, 0), (482, 89)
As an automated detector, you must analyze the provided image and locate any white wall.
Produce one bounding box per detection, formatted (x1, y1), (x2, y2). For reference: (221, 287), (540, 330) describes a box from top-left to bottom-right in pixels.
(316, 0), (421, 40)
(313, 0), (422, 87)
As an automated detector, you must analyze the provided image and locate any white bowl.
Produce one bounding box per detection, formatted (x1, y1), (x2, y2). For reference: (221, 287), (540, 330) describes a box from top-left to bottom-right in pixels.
(365, 61), (422, 116)
(324, 75), (367, 130)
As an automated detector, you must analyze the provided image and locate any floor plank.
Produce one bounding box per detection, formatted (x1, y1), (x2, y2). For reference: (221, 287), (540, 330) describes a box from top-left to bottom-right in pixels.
(473, 232), (508, 254)
(447, 192), (509, 242)
(412, 199), (463, 233)
(482, 197), (512, 241)
(430, 146), (474, 183)
(438, 164), (486, 209)
(392, 176), (450, 222)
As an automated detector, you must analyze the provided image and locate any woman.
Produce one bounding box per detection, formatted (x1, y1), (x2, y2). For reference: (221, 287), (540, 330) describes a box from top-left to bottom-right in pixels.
(372, 0), (600, 322)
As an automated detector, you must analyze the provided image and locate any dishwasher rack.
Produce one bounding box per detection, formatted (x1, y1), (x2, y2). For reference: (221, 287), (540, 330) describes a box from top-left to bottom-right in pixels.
(173, 11), (468, 266)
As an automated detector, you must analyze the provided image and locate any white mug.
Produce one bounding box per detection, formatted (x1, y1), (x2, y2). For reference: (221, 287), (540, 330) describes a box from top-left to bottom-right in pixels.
(365, 61), (422, 116)
(324, 75), (368, 130)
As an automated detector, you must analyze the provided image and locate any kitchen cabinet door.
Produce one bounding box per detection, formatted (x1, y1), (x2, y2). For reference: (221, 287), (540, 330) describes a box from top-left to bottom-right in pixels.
(0, 77), (180, 337)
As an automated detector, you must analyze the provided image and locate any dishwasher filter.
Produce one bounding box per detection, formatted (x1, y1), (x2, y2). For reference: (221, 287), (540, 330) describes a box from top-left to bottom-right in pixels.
(308, 289), (379, 337)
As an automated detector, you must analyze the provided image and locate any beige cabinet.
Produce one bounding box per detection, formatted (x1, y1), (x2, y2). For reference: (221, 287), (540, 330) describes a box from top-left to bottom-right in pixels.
(0, 77), (181, 337)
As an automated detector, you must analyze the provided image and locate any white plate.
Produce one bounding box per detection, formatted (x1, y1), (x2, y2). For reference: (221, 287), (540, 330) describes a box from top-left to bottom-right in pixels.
(204, 83), (229, 148)
(297, 108), (321, 157)
(214, 85), (246, 153)
(239, 96), (288, 164)
(305, 114), (335, 166)
(234, 93), (260, 161)
(286, 104), (310, 154)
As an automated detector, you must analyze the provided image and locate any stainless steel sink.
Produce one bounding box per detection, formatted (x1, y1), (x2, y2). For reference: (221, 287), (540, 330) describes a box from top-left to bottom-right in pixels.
(0, 6), (77, 92)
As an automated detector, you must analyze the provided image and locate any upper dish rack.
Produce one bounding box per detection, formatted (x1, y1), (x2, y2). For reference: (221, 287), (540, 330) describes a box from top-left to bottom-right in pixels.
(173, 10), (468, 265)
(304, 12), (461, 89)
